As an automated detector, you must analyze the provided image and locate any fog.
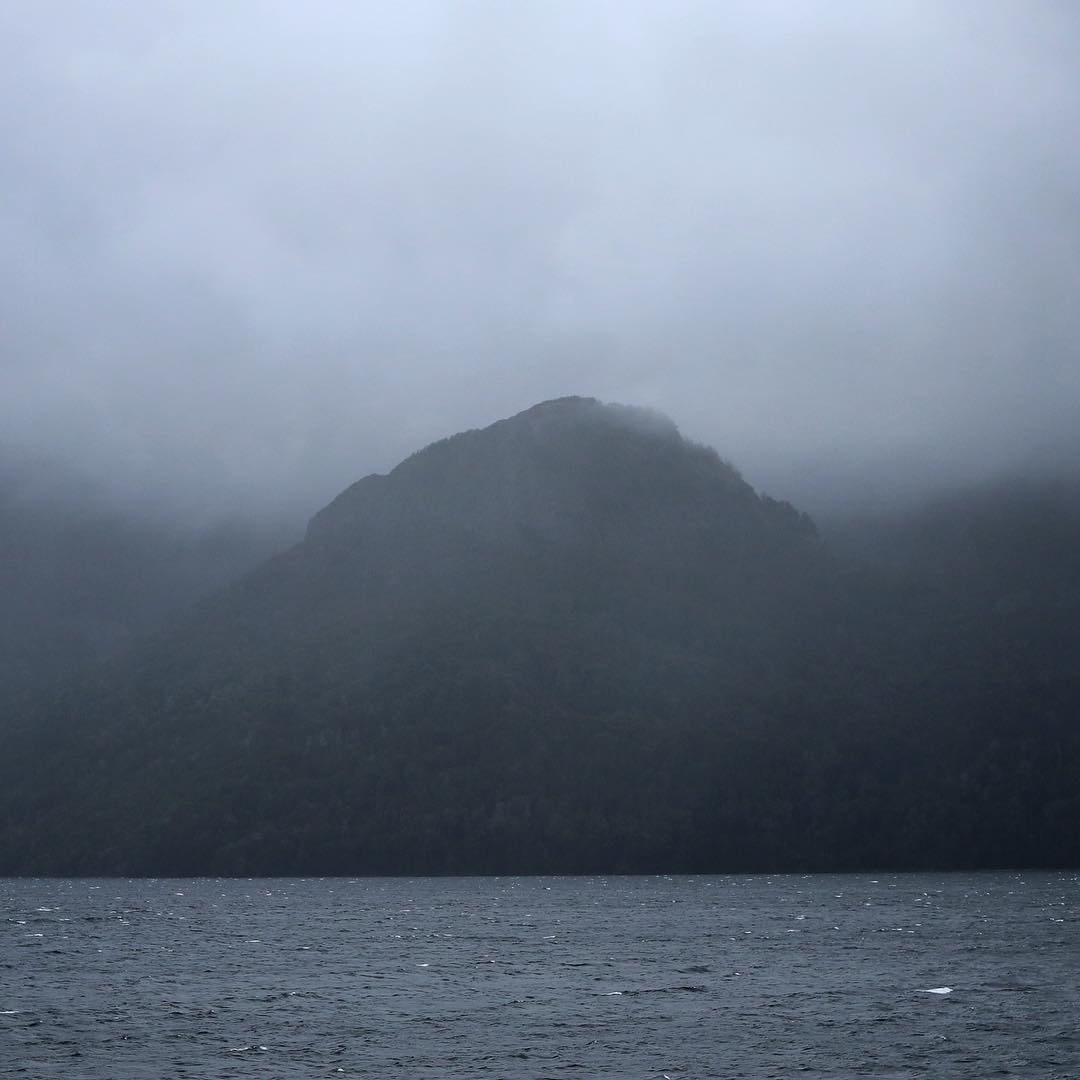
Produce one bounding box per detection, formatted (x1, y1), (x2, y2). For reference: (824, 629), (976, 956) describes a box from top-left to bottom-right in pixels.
(2, 1), (1078, 524)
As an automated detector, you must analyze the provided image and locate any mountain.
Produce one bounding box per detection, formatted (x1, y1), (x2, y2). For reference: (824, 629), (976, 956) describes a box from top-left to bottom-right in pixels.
(1, 398), (1077, 875)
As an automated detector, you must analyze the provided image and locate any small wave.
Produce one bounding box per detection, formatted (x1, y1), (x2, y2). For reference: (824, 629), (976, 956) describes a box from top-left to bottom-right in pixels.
(260, 989), (320, 1002)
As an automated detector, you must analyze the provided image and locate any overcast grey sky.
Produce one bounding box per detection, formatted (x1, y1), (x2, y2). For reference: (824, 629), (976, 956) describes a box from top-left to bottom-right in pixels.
(2, 1), (1078, 521)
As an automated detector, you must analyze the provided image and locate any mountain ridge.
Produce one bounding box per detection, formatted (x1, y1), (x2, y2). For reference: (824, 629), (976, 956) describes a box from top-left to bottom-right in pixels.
(1, 398), (1077, 875)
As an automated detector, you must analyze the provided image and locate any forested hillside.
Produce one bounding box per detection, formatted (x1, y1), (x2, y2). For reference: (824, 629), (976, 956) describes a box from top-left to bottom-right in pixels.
(1, 400), (1077, 875)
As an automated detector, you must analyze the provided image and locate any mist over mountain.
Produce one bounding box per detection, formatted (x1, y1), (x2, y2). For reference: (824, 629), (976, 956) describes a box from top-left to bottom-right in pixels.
(3, 3), (1079, 526)
(1, 398), (1076, 876)
(0, 453), (291, 709)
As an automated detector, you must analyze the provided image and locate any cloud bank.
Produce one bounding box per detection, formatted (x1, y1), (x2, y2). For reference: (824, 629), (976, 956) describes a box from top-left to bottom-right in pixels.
(2, 1), (1078, 519)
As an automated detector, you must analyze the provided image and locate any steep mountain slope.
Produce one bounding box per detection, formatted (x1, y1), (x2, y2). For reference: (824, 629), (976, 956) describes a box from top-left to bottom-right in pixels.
(1, 399), (1077, 874)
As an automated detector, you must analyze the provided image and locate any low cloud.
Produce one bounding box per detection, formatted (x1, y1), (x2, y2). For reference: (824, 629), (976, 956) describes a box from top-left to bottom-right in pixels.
(2, 1), (1077, 519)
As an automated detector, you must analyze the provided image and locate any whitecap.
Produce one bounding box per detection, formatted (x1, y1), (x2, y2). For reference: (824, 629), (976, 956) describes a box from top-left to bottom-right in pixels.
(919, 987), (954, 994)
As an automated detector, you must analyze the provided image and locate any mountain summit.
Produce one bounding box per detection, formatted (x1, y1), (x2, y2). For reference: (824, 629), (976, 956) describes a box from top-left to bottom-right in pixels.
(308, 396), (802, 547)
(1, 400), (1076, 875)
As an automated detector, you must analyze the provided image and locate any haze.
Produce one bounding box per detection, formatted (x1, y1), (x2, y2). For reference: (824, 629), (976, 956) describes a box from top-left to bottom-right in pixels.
(3, 1), (1078, 525)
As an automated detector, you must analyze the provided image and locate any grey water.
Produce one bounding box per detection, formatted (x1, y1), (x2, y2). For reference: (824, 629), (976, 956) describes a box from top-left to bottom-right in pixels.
(2, 873), (1078, 1078)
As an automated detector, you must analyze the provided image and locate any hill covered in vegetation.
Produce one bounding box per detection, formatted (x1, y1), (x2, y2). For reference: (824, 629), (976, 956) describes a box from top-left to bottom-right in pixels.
(1, 398), (1077, 874)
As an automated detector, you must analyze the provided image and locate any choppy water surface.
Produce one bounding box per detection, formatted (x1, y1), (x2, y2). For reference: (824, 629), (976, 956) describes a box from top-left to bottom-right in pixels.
(2, 873), (1078, 1078)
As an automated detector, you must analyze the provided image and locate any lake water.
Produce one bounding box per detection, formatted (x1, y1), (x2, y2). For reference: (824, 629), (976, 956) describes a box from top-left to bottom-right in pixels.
(2, 873), (1078, 1078)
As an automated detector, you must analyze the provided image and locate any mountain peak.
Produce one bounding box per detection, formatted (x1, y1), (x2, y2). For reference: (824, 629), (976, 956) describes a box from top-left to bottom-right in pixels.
(500, 396), (681, 442)
(306, 398), (747, 547)
(402, 396), (684, 465)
